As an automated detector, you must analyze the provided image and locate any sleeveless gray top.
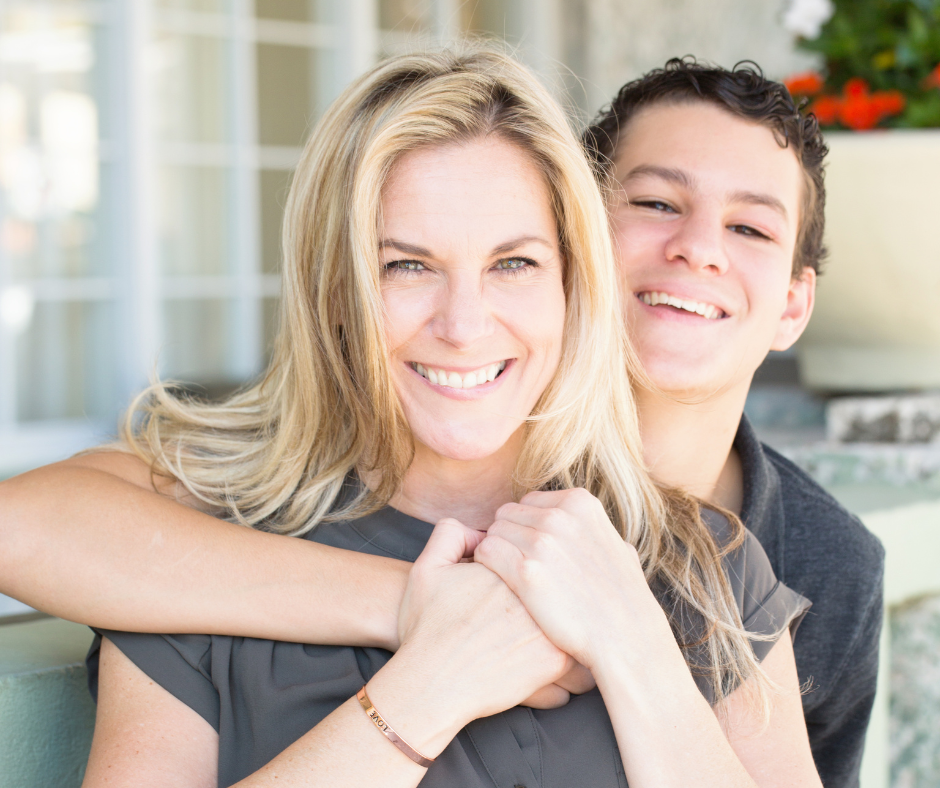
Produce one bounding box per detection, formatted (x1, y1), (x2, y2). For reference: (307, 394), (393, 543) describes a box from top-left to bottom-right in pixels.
(88, 506), (810, 788)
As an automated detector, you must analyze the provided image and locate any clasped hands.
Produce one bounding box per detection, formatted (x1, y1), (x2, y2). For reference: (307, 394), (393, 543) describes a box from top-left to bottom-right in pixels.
(395, 488), (672, 725)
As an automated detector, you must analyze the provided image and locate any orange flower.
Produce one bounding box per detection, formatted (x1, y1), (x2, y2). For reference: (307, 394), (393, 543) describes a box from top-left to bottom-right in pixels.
(921, 63), (940, 89)
(843, 77), (870, 99)
(809, 95), (842, 125)
(785, 71), (825, 96)
(839, 95), (879, 130)
(871, 90), (906, 120)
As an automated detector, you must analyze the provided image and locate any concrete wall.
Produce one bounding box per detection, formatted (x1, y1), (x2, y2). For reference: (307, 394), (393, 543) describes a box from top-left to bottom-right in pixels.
(0, 619), (96, 788)
(565, 0), (819, 115)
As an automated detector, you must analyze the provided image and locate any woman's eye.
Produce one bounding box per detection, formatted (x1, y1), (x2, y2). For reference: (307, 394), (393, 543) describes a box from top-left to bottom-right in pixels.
(384, 260), (426, 273)
(493, 257), (536, 273)
(729, 224), (769, 240)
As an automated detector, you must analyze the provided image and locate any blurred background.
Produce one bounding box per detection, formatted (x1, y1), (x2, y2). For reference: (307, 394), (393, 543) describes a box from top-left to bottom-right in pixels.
(0, 1), (938, 787)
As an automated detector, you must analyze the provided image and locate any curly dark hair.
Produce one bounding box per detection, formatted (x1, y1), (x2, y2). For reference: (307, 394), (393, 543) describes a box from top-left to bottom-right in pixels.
(583, 57), (828, 277)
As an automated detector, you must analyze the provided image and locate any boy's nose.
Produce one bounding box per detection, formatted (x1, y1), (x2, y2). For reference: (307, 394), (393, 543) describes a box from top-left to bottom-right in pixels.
(663, 211), (729, 274)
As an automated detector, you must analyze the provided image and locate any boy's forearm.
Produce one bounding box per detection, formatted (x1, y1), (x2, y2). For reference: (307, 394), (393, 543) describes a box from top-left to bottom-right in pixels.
(0, 463), (407, 648)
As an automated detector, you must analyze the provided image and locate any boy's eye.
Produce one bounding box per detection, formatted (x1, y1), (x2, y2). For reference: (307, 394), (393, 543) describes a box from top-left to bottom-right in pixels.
(729, 224), (769, 240)
(633, 199), (676, 213)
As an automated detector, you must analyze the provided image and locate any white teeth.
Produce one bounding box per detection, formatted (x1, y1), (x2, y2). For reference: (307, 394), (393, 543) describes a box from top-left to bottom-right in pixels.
(639, 291), (723, 320)
(411, 361), (507, 390)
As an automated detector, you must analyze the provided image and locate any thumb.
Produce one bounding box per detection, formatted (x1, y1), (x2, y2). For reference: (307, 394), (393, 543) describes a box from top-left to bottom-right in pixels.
(416, 518), (487, 569)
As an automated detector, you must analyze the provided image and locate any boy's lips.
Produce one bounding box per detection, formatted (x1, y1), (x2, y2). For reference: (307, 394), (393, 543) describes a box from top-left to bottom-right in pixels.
(635, 291), (727, 320)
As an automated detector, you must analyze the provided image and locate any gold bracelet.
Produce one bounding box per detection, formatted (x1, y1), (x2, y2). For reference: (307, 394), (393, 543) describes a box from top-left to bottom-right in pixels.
(357, 685), (435, 768)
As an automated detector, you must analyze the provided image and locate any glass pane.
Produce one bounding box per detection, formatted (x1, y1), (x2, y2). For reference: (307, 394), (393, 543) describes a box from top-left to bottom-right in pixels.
(154, 0), (229, 13)
(380, 0), (431, 32)
(256, 44), (319, 147)
(157, 165), (230, 276)
(461, 0), (514, 38)
(154, 33), (228, 144)
(3, 160), (113, 280)
(262, 295), (279, 363)
(256, 0), (330, 23)
(15, 299), (116, 421)
(259, 168), (291, 275)
(162, 297), (232, 384)
(0, 8), (106, 114)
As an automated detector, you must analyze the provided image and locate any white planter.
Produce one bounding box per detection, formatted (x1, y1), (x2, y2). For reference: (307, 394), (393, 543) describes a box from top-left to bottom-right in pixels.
(798, 130), (940, 391)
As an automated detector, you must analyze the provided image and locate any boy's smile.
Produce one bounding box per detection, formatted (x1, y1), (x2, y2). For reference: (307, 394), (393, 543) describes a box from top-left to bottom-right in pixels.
(609, 101), (815, 401)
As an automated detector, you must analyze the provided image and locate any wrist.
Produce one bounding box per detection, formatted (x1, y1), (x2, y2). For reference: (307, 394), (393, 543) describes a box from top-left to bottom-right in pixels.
(365, 644), (467, 757)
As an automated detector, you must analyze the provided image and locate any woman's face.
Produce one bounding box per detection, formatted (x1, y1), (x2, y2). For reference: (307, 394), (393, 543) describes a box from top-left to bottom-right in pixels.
(380, 136), (566, 463)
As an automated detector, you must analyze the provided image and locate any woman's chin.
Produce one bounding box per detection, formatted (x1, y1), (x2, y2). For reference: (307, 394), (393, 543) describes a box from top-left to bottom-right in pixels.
(415, 430), (519, 464)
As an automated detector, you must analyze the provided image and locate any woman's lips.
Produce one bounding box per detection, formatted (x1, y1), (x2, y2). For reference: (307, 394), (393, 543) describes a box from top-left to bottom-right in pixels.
(410, 360), (508, 390)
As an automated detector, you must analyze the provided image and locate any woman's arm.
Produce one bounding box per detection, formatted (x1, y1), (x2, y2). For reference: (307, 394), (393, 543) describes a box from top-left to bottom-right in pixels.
(475, 488), (823, 788)
(82, 520), (574, 788)
(0, 451), (406, 648)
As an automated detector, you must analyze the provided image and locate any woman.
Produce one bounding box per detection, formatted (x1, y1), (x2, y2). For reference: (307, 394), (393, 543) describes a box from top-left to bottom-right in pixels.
(9, 46), (815, 787)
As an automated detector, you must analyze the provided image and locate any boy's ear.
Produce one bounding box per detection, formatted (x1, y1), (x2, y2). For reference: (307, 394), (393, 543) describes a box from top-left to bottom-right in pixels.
(770, 266), (816, 352)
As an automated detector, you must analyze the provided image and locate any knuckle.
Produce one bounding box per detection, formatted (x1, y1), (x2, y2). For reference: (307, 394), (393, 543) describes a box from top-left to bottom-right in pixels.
(518, 556), (541, 585)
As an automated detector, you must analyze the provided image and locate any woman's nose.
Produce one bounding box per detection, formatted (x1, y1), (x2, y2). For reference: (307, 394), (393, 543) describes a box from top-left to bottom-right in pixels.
(432, 276), (494, 349)
(663, 210), (729, 274)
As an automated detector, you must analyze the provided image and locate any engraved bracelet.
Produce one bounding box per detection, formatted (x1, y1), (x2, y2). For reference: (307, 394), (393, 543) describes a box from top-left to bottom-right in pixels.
(357, 685), (435, 768)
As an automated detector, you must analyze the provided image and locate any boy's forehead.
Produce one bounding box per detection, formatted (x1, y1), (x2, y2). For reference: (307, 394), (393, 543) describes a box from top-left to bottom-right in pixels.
(613, 101), (803, 208)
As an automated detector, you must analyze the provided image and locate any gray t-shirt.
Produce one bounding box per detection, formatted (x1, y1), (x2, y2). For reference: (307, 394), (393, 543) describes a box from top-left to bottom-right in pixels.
(88, 505), (810, 788)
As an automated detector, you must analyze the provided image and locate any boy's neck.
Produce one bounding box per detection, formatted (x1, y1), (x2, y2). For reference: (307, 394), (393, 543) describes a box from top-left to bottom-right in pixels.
(636, 381), (752, 515)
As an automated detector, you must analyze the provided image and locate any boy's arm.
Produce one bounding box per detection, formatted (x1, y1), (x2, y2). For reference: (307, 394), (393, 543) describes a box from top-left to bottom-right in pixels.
(0, 451), (407, 648)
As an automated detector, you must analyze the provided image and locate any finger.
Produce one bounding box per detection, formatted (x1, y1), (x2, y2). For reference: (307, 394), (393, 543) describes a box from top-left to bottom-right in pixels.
(486, 519), (542, 555)
(555, 663), (596, 696)
(518, 489), (568, 509)
(417, 518), (487, 569)
(519, 683), (571, 710)
(493, 502), (564, 532)
(473, 533), (527, 592)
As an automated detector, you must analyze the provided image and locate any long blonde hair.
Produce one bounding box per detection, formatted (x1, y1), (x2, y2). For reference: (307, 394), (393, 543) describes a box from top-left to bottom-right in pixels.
(121, 43), (771, 711)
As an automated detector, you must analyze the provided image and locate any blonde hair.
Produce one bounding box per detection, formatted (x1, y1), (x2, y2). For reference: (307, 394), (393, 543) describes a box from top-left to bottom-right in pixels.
(120, 43), (772, 713)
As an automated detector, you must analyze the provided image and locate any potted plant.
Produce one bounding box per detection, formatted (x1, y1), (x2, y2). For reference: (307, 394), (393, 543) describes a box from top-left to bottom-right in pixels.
(781, 0), (940, 391)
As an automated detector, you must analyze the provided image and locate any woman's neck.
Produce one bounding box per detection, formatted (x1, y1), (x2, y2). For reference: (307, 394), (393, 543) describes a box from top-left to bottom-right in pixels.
(390, 431), (523, 530)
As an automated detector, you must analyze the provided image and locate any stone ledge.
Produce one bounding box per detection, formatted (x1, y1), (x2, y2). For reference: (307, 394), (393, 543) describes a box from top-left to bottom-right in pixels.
(0, 618), (96, 788)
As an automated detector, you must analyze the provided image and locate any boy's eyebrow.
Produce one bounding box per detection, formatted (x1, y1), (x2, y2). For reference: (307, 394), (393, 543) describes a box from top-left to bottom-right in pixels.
(623, 165), (789, 220)
(728, 189), (789, 221)
(623, 164), (693, 189)
(379, 235), (554, 257)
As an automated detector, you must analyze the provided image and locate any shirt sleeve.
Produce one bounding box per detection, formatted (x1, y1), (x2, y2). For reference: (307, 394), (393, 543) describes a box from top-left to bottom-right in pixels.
(723, 528), (813, 662)
(86, 629), (221, 733)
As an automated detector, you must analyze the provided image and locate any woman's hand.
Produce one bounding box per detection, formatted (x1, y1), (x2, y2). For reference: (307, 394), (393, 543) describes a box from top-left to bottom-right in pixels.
(368, 517), (575, 755)
(473, 488), (677, 674)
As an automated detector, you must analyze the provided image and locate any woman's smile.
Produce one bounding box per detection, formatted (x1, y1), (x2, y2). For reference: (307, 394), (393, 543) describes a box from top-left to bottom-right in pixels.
(409, 359), (509, 391)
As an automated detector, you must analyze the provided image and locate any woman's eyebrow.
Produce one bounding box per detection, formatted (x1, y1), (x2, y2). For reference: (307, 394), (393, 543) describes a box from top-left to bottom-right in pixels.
(378, 238), (432, 256)
(490, 235), (555, 255)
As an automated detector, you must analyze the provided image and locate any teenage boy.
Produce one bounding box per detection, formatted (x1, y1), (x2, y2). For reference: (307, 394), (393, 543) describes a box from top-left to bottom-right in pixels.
(0, 58), (882, 788)
(583, 60), (884, 788)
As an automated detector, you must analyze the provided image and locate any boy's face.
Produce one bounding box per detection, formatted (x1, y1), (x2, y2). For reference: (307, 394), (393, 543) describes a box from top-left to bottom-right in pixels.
(610, 101), (815, 400)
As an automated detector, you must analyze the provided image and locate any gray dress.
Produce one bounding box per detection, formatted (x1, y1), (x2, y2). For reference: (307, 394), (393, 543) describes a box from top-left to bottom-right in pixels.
(88, 505), (810, 788)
